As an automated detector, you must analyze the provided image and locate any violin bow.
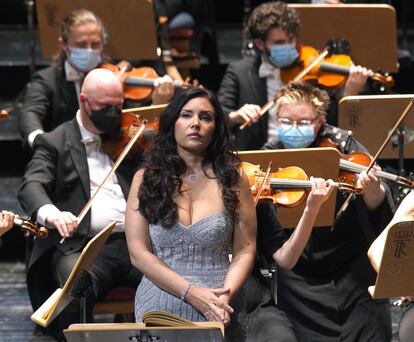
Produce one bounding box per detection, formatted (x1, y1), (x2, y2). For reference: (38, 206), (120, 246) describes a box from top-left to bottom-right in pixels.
(240, 47), (329, 130)
(366, 98), (414, 173)
(254, 161), (272, 206)
(60, 117), (147, 244)
(293, 47), (329, 82)
(335, 98), (414, 224)
(121, 104), (167, 114)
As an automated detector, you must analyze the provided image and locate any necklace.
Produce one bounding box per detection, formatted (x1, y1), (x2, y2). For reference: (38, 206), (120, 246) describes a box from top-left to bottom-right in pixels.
(187, 168), (203, 181)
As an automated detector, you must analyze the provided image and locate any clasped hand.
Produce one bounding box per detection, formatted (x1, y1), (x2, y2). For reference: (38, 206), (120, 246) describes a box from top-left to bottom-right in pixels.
(186, 285), (234, 326)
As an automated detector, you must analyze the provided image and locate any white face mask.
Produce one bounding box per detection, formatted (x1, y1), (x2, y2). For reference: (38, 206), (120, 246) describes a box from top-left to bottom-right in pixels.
(67, 47), (102, 72)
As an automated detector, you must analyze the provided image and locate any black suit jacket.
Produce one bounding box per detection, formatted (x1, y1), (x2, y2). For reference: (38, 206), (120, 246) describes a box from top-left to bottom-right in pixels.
(18, 64), (79, 145)
(18, 118), (134, 310)
(218, 56), (268, 151)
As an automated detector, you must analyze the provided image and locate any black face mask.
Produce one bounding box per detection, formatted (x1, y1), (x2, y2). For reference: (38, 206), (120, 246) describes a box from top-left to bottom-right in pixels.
(89, 105), (121, 133)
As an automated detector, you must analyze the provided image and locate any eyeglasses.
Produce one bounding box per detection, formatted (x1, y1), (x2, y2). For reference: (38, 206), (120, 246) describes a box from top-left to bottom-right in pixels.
(276, 116), (320, 129)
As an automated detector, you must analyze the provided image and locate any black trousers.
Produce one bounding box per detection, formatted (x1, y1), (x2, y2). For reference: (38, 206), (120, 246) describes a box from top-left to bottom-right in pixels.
(50, 233), (142, 333)
(277, 266), (391, 342)
(245, 270), (298, 342)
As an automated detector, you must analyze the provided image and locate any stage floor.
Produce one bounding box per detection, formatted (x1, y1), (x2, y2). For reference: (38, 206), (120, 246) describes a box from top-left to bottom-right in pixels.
(0, 261), (404, 341)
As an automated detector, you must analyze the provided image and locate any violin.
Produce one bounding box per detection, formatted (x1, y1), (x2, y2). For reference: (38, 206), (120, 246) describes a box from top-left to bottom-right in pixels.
(240, 41), (394, 131)
(242, 162), (356, 207)
(101, 62), (185, 103)
(61, 113), (147, 244)
(13, 217), (48, 239)
(319, 138), (414, 189)
(280, 45), (395, 89)
(102, 104), (167, 160)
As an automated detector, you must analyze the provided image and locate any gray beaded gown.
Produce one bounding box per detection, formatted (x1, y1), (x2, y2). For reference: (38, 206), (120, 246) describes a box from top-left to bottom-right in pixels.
(134, 213), (247, 341)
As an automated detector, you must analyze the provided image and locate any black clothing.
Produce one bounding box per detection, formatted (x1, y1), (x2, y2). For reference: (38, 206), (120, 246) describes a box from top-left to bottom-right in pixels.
(245, 202), (298, 342)
(245, 269), (298, 342)
(258, 124), (394, 341)
(18, 118), (141, 334)
(50, 235), (140, 331)
(217, 55), (341, 149)
(18, 64), (79, 146)
(218, 56), (268, 151)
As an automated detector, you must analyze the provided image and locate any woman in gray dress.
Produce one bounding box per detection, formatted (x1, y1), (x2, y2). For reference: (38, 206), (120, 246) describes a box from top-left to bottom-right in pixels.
(125, 87), (257, 341)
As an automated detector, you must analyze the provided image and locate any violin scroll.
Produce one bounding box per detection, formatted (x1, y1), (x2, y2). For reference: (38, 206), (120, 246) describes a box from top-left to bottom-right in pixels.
(370, 72), (395, 90)
(14, 217), (48, 238)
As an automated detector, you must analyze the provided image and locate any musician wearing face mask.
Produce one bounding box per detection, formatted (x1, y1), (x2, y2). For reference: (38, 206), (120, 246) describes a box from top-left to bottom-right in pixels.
(258, 81), (394, 341)
(17, 9), (106, 149)
(18, 69), (142, 340)
(18, 8), (175, 150)
(218, 1), (369, 151)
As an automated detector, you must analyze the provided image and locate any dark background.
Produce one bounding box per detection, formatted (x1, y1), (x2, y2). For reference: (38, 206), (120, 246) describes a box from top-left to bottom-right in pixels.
(0, 0), (413, 260)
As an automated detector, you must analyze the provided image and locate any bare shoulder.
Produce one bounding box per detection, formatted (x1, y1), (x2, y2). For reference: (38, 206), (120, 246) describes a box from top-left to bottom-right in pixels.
(238, 167), (250, 188)
(133, 168), (146, 181)
(131, 168), (147, 193)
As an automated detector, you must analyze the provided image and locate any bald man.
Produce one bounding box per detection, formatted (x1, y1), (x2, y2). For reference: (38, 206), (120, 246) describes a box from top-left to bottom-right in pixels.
(18, 69), (142, 339)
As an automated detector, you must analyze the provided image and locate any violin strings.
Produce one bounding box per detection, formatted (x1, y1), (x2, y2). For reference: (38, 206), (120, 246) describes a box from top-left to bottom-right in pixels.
(340, 159), (398, 181)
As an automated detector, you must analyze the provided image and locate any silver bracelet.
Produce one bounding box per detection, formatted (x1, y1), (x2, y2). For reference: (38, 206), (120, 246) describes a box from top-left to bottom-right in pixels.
(180, 282), (193, 302)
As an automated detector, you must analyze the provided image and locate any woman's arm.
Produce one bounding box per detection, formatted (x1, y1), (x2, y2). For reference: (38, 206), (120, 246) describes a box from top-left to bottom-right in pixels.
(345, 139), (386, 211)
(273, 178), (335, 269)
(221, 171), (257, 300)
(359, 170), (386, 211)
(125, 170), (233, 322)
(393, 191), (414, 220)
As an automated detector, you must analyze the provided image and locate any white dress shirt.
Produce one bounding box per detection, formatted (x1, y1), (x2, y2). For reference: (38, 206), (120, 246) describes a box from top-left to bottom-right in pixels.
(64, 60), (83, 102)
(37, 111), (126, 236)
(258, 59), (285, 142)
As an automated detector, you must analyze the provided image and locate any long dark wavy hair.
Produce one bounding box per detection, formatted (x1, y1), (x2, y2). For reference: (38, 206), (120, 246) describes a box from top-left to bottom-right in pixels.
(138, 87), (241, 227)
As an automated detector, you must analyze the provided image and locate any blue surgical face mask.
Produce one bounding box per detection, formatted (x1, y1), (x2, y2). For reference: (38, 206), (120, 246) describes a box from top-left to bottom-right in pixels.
(277, 124), (316, 149)
(67, 47), (102, 72)
(268, 44), (299, 68)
